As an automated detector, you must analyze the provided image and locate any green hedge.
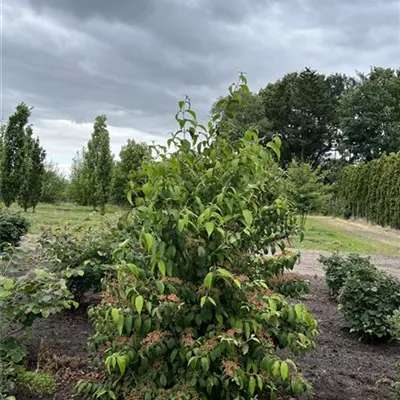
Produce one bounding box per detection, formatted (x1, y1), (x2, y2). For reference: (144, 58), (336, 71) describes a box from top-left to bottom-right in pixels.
(337, 153), (400, 228)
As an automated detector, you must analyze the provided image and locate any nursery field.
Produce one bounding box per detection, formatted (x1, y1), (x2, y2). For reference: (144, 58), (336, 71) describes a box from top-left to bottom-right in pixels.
(8, 203), (126, 234)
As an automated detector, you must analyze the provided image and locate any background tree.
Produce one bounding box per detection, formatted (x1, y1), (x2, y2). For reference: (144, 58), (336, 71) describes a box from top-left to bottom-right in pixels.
(68, 148), (89, 205)
(211, 90), (272, 142)
(339, 67), (400, 162)
(111, 139), (151, 205)
(0, 103), (31, 207)
(18, 128), (46, 212)
(260, 68), (350, 166)
(285, 160), (330, 227)
(40, 162), (68, 204)
(84, 115), (113, 211)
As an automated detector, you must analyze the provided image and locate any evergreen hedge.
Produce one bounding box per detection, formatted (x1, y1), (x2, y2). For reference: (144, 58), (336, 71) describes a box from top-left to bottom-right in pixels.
(338, 153), (400, 228)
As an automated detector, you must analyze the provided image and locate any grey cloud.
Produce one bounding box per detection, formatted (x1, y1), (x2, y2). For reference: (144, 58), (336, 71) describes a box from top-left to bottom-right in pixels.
(3, 0), (400, 165)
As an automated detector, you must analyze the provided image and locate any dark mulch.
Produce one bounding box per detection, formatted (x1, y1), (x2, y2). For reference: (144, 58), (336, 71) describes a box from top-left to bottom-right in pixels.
(294, 276), (400, 400)
(12, 279), (400, 400)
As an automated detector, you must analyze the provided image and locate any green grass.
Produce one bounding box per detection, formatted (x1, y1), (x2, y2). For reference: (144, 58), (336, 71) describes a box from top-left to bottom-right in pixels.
(9, 203), (126, 234)
(293, 216), (400, 255)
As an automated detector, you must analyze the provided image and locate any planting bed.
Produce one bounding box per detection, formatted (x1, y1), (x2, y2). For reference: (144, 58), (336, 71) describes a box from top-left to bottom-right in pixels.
(14, 279), (399, 400)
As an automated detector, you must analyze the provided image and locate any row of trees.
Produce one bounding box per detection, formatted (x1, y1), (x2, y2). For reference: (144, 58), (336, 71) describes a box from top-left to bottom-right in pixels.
(216, 66), (400, 166)
(337, 153), (400, 228)
(0, 104), (46, 211)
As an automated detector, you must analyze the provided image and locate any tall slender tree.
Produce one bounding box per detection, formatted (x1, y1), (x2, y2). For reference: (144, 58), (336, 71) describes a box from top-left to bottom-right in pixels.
(18, 126), (46, 212)
(85, 115), (113, 211)
(0, 103), (31, 207)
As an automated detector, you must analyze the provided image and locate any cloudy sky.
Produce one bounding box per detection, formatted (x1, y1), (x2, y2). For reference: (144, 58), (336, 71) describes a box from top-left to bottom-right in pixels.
(3, 0), (399, 174)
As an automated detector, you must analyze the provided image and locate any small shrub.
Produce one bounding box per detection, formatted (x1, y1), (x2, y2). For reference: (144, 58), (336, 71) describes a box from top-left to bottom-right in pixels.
(339, 267), (400, 341)
(38, 221), (128, 301)
(18, 370), (56, 395)
(319, 252), (374, 297)
(0, 212), (29, 250)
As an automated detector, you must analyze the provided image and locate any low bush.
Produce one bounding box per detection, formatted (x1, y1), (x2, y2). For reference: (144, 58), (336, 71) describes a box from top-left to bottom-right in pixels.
(319, 252), (374, 297)
(0, 212), (29, 250)
(339, 267), (400, 341)
(38, 221), (128, 301)
(18, 370), (56, 396)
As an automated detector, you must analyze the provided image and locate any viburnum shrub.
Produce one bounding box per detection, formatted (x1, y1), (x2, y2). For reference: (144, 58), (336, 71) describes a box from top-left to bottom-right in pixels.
(77, 76), (318, 400)
(38, 221), (127, 301)
(339, 266), (400, 341)
(319, 252), (374, 297)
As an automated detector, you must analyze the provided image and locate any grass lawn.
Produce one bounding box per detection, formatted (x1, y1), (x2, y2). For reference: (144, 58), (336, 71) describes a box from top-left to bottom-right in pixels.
(9, 203), (126, 234)
(293, 215), (400, 256)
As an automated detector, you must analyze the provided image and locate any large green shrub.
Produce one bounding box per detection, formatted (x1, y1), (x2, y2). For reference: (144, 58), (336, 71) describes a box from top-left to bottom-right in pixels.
(0, 212), (29, 250)
(319, 253), (374, 297)
(339, 267), (400, 341)
(76, 77), (318, 400)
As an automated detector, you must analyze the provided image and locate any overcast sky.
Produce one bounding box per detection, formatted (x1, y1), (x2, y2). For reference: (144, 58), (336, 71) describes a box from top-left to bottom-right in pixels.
(3, 0), (400, 174)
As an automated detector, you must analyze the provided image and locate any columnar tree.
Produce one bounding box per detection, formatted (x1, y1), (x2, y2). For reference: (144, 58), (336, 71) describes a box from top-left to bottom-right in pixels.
(0, 103), (31, 207)
(18, 127), (46, 212)
(85, 115), (113, 211)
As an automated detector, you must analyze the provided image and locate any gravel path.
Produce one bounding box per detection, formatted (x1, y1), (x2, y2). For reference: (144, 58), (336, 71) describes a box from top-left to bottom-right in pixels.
(295, 249), (400, 279)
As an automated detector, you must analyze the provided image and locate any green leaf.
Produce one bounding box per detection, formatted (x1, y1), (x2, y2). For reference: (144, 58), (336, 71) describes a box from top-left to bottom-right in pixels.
(201, 357), (209, 372)
(156, 280), (165, 294)
(242, 209), (253, 226)
(117, 356), (127, 376)
(280, 361), (289, 381)
(244, 322), (250, 339)
(160, 373), (167, 387)
(267, 141), (281, 159)
(42, 309), (50, 318)
(205, 222), (214, 238)
(111, 308), (120, 324)
(248, 376), (256, 396)
(117, 315), (124, 336)
(135, 296), (144, 315)
(294, 304), (302, 319)
(208, 297), (216, 307)
(257, 375), (263, 390)
(177, 219), (185, 233)
(217, 268), (234, 279)
(204, 272), (213, 289)
(200, 296), (207, 308)
(158, 260), (166, 276)
(144, 233), (153, 251)
(124, 315), (133, 334)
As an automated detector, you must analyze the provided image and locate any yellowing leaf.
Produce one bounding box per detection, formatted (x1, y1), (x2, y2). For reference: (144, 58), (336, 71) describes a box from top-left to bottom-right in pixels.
(158, 260), (166, 276)
(205, 222), (214, 238)
(200, 296), (207, 308)
(135, 296), (144, 315)
(280, 361), (289, 381)
(117, 356), (127, 376)
(144, 233), (153, 251)
(204, 272), (213, 289)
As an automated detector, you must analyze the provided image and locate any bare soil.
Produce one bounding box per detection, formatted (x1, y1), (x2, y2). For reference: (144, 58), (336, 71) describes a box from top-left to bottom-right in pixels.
(294, 276), (400, 400)
(14, 279), (400, 400)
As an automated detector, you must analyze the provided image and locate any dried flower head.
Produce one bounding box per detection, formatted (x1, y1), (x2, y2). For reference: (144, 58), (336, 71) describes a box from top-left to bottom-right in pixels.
(221, 359), (239, 377)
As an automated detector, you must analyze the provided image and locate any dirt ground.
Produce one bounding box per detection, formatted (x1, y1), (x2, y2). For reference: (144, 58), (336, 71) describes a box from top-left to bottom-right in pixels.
(294, 276), (400, 400)
(13, 277), (399, 400)
(296, 249), (400, 280)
